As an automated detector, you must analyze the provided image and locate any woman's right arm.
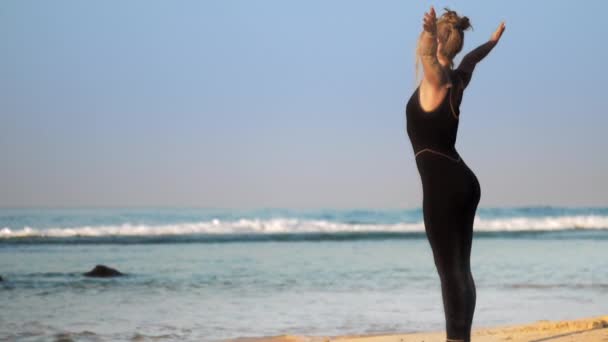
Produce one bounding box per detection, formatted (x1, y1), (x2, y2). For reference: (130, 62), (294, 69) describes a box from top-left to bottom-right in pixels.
(457, 22), (506, 87)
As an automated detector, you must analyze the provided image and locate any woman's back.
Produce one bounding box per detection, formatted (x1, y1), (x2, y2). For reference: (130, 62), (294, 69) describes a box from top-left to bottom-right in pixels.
(406, 69), (468, 162)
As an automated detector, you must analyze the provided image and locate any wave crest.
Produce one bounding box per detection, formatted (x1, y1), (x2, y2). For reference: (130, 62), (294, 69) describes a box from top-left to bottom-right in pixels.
(2, 215), (608, 239)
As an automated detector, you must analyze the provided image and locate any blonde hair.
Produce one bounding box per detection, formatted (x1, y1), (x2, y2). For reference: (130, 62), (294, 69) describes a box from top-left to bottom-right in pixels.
(415, 8), (472, 85)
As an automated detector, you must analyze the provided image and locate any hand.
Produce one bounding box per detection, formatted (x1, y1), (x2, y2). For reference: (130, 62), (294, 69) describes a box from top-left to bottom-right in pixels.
(423, 6), (437, 35)
(490, 21), (506, 43)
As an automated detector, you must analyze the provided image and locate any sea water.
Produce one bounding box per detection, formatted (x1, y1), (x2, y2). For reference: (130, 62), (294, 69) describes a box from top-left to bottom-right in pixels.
(1, 207), (607, 341)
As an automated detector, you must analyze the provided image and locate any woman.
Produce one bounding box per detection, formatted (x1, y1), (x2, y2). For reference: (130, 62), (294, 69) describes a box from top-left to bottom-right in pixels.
(405, 6), (505, 342)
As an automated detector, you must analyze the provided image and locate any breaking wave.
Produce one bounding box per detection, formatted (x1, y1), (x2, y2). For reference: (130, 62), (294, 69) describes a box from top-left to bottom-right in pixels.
(1, 215), (608, 243)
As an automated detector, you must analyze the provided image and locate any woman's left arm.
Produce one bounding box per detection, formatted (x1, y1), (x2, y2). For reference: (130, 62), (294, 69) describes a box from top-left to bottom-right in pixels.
(418, 6), (448, 87)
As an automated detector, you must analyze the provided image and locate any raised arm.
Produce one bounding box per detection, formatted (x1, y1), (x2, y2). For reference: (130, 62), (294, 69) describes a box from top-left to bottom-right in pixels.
(457, 22), (506, 87)
(418, 6), (448, 87)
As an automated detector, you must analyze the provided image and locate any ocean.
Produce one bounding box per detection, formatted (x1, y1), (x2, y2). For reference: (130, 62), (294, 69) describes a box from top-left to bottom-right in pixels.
(1, 207), (607, 341)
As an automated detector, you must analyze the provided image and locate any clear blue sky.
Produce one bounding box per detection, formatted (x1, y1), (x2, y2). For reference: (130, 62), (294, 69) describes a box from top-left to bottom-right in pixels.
(1, 1), (607, 208)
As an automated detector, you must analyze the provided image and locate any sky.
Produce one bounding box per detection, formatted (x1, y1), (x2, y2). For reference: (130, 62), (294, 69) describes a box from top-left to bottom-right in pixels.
(1, 0), (607, 209)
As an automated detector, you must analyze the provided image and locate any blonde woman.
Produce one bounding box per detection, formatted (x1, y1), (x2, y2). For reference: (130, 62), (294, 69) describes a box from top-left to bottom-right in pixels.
(405, 6), (505, 342)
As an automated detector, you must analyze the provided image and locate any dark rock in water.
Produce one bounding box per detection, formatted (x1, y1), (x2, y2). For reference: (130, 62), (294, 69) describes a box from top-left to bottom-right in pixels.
(83, 265), (124, 278)
(54, 332), (75, 342)
(0, 275), (3, 282)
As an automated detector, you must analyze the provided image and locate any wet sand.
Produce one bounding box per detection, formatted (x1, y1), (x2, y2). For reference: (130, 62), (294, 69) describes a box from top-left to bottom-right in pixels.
(229, 314), (608, 342)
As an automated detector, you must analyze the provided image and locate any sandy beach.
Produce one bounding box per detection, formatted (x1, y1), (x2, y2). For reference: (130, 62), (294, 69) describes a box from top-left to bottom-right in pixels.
(231, 314), (608, 342)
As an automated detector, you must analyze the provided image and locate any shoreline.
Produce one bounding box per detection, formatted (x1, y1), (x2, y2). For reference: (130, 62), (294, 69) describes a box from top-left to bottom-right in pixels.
(228, 314), (608, 342)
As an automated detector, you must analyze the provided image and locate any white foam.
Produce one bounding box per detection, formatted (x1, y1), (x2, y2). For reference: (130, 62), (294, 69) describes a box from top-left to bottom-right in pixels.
(474, 215), (608, 231)
(1, 215), (607, 238)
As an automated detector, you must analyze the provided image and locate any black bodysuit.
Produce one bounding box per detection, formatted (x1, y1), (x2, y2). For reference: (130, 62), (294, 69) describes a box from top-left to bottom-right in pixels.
(406, 68), (481, 341)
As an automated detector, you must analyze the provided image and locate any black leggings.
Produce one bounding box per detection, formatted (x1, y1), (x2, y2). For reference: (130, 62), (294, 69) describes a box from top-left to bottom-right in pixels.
(416, 151), (481, 341)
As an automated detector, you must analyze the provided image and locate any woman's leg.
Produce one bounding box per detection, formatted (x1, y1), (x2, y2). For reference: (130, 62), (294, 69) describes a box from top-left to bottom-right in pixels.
(463, 196), (478, 334)
(423, 196), (476, 342)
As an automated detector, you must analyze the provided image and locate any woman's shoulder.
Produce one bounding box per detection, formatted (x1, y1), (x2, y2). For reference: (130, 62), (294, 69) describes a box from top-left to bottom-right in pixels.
(450, 68), (472, 89)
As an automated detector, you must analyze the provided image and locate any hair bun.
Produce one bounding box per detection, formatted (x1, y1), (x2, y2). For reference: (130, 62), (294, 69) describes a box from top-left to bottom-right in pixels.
(439, 8), (473, 31)
(457, 16), (471, 31)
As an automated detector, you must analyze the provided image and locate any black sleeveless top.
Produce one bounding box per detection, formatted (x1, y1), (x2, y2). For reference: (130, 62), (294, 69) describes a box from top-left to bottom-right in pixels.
(406, 69), (469, 160)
